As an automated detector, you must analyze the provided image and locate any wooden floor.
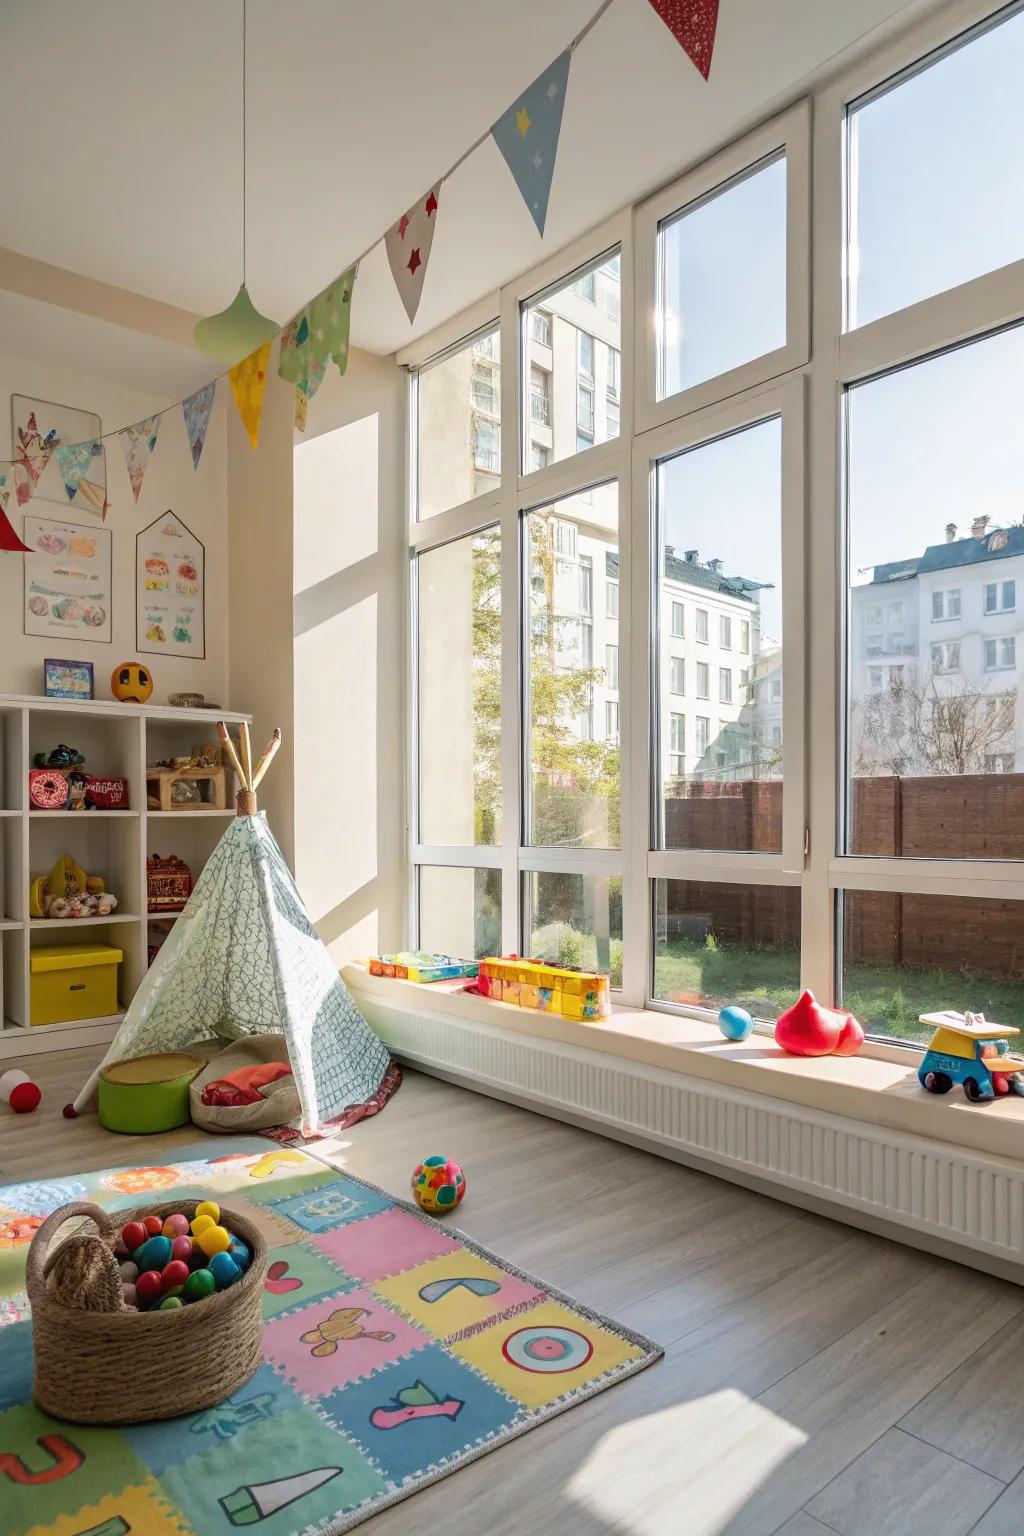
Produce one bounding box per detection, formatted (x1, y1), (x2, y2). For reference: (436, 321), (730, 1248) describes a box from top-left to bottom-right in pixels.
(5, 1047), (1024, 1536)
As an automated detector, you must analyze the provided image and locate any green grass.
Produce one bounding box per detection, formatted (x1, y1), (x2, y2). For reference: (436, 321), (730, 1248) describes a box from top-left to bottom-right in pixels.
(654, 936), (1024, 1045)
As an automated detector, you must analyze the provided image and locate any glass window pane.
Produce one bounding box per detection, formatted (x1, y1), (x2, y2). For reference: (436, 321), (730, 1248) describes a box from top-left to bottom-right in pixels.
(419, 866), (501, 959)
(656, 418), (783, 849)
(846, 327), (1024, 857)
(526, 872), (622, 990)
(658, 155), (786, 399)
(418, 528), (501, 844)
(840, 889), (1024, 1043)
(522, 251), (621, 472)
(417, 328), (500, 520)
(652, 879), (800, 1020)
(526, 484), (620, 847)
(847, 9), (1024, 330)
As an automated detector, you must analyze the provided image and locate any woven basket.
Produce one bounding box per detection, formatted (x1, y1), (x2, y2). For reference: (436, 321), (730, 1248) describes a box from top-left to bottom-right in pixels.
(26, 1198), (267, 1425)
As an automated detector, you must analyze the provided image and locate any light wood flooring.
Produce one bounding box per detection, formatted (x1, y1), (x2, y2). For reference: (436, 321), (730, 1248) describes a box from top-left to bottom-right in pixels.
(5, 1046), (1024, 1536)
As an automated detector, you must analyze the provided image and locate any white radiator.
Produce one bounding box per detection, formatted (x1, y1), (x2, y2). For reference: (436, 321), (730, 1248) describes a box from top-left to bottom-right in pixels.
(360, 993), (1024, 1277)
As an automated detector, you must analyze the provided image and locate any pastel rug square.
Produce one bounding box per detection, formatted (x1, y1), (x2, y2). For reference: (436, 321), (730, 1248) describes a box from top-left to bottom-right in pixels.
(92, 1165), (191, 1201)
(26, 1477), (190, 1536)
(0, 1401), (145, 1533)
(122, 1364), (305, 1476)
(158, 1405), (386, 1536)
(262, 1286), (431, 1396)
(450, 1298), (648, 1410)
(374, 1248), (544, 1339)
(312, 1205), (460, 1283)
(262, 1241), (350, 1320)
(265, 1179), (393, 1233)
(321, 1342), (520, 1483)
(0, 1225), (37, 1299)
(0, 1320), (33, 1411)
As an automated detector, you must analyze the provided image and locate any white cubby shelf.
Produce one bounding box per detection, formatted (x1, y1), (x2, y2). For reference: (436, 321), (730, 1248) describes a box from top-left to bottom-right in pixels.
(0, 694), (251, 1060)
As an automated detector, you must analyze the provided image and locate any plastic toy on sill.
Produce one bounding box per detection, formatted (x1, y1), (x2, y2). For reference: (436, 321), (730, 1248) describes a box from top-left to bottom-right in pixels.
(918, 1011), (1024, 1103)
(369, 952), (479, 984)
(774, 989), (864, 1057)
(477, 956), (611, 1022)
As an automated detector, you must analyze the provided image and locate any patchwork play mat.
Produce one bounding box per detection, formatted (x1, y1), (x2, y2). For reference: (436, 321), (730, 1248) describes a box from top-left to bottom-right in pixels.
(0, 1142), (661, 1535)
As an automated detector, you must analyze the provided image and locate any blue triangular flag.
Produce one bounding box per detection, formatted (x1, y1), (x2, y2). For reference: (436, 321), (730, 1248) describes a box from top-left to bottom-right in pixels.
(52, 439), (101, 502)
(182, 382), (215, 470)
(491, 49), (571, 237)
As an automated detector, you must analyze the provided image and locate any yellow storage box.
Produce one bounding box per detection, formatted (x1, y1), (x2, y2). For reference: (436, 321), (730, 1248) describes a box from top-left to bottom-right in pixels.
(30, 943), (123, 1026)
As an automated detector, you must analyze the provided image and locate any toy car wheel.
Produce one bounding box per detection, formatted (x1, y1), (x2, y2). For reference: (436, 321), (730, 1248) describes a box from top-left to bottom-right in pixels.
(922, 1071), (952, 1094)
(963, 1077), (985, 1103)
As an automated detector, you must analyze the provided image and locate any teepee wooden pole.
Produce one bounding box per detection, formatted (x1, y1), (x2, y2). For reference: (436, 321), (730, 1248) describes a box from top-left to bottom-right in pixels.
(217, 722), (247, 789)
(251, 728), (282, 790)
(239, 722), (253, 791)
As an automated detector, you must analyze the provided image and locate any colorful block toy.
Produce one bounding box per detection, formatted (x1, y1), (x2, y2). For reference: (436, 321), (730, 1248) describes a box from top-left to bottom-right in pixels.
(476, 957), (610, 1021)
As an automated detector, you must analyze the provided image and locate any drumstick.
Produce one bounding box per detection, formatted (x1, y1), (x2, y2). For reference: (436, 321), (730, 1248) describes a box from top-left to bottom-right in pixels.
(239, 721), (253, 791)
(251, 728), (282, 790)
(217, 721), (247, 788)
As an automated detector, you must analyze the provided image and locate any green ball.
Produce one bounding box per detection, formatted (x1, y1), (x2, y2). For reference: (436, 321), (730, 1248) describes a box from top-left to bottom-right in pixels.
(158, 1295), (183, 1311)
(182, 1267), (216, 1304)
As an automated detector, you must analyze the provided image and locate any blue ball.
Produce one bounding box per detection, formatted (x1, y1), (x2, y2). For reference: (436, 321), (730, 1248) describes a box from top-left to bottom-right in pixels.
(208, 1251), (242, 1290)
(227, 1239), (251, 1273)
(718, 1005), (754, 1042)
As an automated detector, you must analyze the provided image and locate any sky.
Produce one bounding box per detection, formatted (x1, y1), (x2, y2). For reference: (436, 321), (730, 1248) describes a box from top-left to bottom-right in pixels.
(661, 4), (1024, 608)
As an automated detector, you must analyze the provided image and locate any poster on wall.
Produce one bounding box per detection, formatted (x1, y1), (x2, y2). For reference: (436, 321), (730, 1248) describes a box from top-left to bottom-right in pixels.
(23, 515), (112, 643)
(12, 395), (107, 516)
(136, 510), (205, 659)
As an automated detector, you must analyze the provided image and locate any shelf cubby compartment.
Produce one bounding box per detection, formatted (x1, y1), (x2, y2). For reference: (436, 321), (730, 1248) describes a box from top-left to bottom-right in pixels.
(0, 704), (26, 812)
(144, 717), (242, 812)
(29, 915), (144, 1030)
(28, 708), (144, 814)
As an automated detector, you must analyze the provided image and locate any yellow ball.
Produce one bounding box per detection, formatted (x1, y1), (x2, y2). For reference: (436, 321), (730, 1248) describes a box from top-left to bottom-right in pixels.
(194, 1200), (220, 1223)
(111, 662), (153, 704)
(196, 1224), (231, 1258)
(190, 1213), (215, 1238)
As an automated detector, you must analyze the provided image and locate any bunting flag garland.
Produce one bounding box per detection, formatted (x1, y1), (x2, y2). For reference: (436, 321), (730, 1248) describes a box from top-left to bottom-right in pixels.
(120, 415), (161, 504)
(0, 472), (31, 553)
(182, 381), (216, 469)
(385, 185), (440, 323)
(53, 439), (102, 503)
(13, 411), (57, 503)
(491, 50), (572, 237)
(229, 340), (271, 449)
(308, 262), (358, 376)
(646, 0), (719, 79)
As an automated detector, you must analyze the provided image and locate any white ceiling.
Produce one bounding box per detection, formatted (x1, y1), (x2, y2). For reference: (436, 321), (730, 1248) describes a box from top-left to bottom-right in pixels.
(1, 0), (939, 368)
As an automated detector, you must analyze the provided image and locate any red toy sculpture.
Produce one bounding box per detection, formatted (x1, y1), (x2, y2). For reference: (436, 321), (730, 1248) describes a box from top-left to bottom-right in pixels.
(775, 990), (864, 1058)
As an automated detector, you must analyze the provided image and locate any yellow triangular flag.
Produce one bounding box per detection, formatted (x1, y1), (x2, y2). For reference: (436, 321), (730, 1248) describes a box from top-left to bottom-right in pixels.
(228, 341), (272, 449)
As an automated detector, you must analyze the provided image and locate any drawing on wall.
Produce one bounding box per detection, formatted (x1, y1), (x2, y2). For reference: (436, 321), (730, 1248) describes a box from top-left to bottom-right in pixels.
(136, 509), (205, 658)
(11, 395), (107, 516)
(23, 516), (112, 643)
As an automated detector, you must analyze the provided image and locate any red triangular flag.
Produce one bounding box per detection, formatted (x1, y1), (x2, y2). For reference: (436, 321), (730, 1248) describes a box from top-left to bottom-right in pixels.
(647, 0), (719, 80)
(0, 476), (29, 552)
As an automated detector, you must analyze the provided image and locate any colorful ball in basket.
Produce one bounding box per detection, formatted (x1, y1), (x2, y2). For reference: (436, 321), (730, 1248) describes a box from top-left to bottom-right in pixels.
(411, 1155), (466, 1214)
(718, 1004), (754, 1042)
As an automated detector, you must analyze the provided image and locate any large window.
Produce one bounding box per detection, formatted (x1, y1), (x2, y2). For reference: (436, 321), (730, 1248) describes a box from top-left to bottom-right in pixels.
(407, 8), (1024, 1050)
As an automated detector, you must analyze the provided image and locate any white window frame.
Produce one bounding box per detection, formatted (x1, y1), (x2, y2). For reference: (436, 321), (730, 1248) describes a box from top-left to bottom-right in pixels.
(634, 100), (810, 433)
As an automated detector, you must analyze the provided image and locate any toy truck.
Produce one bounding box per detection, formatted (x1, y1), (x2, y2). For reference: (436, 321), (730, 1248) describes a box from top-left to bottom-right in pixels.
(918, 1011), (1024, 1103)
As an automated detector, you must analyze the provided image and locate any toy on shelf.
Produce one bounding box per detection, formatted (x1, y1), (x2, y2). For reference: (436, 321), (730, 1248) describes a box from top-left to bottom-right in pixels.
(774, 990), (864, 1058)
(111, 662), (154, 703)
(718, 1005), (754, 1042)
(918, 1011), (1024, 1103)
(369, 952), (479, 983)
(412, 1155), (466, 1215)
(33, 744), (84, 769)
(0, 1068), (41, 1113)
(147, 853), (194, 913)
(29, 852), (120, 919)
(29, 744), (129, 811)
(477, 955), (611, 1021)
(146, 753), (226, 810)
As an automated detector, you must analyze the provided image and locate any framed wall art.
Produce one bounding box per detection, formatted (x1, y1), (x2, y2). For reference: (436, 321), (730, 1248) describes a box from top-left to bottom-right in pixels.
(136, 509), (205, 659)
(44, 658), (95, 700)
(24, 516), (112, 643)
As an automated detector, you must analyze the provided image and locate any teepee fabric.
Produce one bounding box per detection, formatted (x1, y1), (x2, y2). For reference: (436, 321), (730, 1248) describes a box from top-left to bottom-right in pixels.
(74, 815), (392, 1135)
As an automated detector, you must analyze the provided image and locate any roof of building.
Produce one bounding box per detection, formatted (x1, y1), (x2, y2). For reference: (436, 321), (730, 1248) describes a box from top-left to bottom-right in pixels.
(868, 525), (1024, 585)
(605, 550), (769, 604)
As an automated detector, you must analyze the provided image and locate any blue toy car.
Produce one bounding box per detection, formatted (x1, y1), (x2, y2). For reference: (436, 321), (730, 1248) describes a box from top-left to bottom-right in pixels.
(918, 1012), (1024, 1103)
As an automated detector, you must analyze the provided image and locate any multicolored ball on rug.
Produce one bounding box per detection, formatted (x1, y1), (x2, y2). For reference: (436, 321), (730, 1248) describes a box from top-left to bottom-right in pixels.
(411, 1154), (466, 1214)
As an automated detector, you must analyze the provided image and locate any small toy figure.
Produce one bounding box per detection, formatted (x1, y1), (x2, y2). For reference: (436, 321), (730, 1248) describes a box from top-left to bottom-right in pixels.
(774, 990), (864, 1057)
(111, 662), (154, 703)
(411, 1155), (466, 1214)
(32, 744), (84, 769)
(918, 1011), (1024, 1102)
(29, 852), (119, 918)
(0, 1068), (41, 1113)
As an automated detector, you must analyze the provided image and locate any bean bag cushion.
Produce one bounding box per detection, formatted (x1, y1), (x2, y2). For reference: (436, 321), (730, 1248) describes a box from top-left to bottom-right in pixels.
(190, 1034), (301, 1133)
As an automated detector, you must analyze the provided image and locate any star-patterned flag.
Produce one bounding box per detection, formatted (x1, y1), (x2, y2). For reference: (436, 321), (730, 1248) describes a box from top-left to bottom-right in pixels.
(53, 439), (102, 503)
(491, 49), (571, 237)
(120, 415), (161, 504)
(385, 184), (440, 324)
(0, 471), (30, 553)
(646, 0), (720, 80)
(182, 381), (216, 470)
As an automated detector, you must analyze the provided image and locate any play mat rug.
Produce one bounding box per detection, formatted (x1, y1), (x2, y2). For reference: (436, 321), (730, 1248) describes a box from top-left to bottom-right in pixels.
(0, 1141), (662, 1535)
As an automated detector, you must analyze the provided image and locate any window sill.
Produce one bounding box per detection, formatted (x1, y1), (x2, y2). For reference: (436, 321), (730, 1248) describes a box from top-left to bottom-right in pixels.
(344, 963), (1024, 1167)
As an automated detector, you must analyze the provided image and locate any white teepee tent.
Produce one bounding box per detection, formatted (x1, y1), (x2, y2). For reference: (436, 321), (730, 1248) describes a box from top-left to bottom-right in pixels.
(71, 724), (394, 1135)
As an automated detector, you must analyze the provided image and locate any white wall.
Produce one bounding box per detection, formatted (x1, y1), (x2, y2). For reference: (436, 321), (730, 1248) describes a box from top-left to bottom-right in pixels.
(292, 345), (406, 965)
(0, 351), (227, 704)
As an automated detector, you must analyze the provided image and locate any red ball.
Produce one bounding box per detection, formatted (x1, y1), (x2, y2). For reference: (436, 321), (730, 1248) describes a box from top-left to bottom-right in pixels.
(8, 1080), (40, 1113)
(142, 1215), (163, 1237)
(170, 1235), (193, 1263)
(161, 1259), (190, 1292)
(136, 1270), (163, 1305)
(121, 1221), (146, 1253)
